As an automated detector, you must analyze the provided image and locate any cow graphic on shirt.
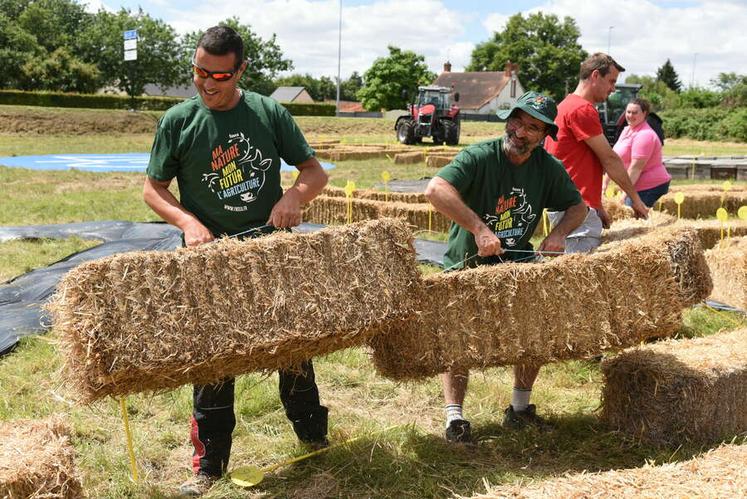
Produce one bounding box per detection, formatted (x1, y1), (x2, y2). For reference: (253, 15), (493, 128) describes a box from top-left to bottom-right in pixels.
(484, 187), (536, 247)
(200, 132), (274, 209)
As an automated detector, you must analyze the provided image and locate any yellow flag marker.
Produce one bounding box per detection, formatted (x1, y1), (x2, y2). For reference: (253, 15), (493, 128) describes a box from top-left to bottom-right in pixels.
(344, 180), (356, 224)
(738, 205), (747, 221)
(428, 204), (433, 233)
(716, 207), (729, 246)
(542, 209), (549, 237)
(723, 180), (732, 192)
(291, 170), (299, 181)
(605, 186), (617, 199)
(674, 192), (685, 219)
(119, 398), (139, 482)
(381, 170), (391, 202)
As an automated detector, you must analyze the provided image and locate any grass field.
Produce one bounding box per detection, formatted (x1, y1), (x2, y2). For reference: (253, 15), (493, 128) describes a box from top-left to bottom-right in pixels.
(0, 109), (746, 498)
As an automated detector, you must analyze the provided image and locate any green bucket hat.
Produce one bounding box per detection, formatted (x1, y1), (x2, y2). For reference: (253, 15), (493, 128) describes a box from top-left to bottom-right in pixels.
(497, 91), (559, 140)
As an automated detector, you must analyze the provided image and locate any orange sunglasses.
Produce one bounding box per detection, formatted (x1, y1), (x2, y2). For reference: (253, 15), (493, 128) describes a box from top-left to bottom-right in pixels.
(191, 59), (240, 82)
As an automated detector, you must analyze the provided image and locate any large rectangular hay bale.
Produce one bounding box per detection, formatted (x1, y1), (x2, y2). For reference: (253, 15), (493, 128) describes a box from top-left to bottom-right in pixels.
(685, 219), (747, 250)
(705, 236), (747, 308)
(370, 229), (711, 380)
(0, 418), (82, 499)
(469, 444), (746, 499)
(659, 191), (747, 219)
(51, 219), (422, 402)
(601, 329), (747, 445)
(393, 151), (425, 164)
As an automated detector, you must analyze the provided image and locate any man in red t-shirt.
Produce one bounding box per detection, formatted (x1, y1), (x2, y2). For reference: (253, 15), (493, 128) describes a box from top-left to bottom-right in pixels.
(545, 52), (648, 252)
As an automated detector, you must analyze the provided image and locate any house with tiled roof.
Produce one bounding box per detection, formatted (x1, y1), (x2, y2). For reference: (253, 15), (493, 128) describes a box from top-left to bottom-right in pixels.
(269, 86), (314, 103)
(433, 62), (524, 115)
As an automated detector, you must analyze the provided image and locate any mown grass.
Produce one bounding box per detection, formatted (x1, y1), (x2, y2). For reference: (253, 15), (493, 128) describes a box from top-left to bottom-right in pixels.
(0, 115), (745, 497)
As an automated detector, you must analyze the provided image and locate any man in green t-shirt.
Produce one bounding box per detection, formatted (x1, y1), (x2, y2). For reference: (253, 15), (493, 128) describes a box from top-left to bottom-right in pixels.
(143, 26), (329, 497)
(425, 91), (587, 444)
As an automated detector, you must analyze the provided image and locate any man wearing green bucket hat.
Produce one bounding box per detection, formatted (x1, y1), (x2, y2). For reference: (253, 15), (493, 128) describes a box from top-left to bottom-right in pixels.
(425, 90), (588, 443)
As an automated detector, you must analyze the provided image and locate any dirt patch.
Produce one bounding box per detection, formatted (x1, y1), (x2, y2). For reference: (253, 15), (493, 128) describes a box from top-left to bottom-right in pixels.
(0, 105), (160, 135)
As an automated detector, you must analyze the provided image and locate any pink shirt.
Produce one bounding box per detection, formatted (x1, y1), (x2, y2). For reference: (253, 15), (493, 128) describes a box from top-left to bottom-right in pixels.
(613, 121), (671, 191)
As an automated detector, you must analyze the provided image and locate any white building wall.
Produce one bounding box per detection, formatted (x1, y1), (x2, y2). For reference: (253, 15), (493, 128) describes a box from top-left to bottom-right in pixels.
(476, 78), (525, 114)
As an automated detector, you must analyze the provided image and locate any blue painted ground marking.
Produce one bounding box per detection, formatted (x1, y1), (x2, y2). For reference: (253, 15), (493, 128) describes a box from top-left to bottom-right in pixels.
(0, 153), (335, 173)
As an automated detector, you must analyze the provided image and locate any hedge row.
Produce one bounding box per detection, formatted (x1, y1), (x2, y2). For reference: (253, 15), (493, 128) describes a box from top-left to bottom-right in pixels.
(660, 107), (747, 142)
(0, 89), (337, 116)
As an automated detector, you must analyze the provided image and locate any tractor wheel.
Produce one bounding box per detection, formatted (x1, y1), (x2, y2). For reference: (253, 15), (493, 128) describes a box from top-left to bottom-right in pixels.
(432, 126), (445, 145)
(396, 119), (416, 145)
(444, 120), (460, 146)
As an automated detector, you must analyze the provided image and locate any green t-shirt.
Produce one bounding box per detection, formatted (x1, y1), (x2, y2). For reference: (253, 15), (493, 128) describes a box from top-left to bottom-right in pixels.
(436, 137), (582, 268)
(147, 91), (315, 237)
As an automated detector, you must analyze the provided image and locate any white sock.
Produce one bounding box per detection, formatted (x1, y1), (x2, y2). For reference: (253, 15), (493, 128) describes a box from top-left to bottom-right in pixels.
(445, 404), (463, 427)
(511, 388), (531, 412)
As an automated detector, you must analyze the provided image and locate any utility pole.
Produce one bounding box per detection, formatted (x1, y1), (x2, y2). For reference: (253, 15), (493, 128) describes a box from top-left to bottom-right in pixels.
(607, 26), (614, 54)
(335, 0), (342, 117)
(691, 53), (698, 88)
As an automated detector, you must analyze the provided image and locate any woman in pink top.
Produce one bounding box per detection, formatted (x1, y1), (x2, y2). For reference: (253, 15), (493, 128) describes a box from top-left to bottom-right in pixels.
(612, 98), (671, 207)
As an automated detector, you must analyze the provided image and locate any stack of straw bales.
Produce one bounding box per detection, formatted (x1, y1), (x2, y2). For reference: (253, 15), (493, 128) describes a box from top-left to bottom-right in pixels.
(426, 155), (454, 169)
(0, 418), (82, 498)
(321, 186), (427, 204)
(684, 219), (747, 250)
(601, 328), (747, 445)
(371, 228), (711, 379)
(393, 151), (425, 164)
(50, 219), (422, 402)
(468, 444), (746, 498)
(705, 236), (747, 309)
(658, 190), (747, 219)
(303, 196), (451, 233)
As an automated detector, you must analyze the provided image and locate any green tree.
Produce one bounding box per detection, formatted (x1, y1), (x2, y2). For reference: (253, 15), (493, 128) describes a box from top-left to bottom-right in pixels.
(358, 46), (436, 111)
(17, 0), (90, 53)
(77, 8), (182, 99)
(21, 46), (100, 93)
(181, 17), (293, 96)
(655, 59), (682, 92)
(340, 71), (363, 101)
(467, 12), (587, 100)
(0, 12), (39, 88)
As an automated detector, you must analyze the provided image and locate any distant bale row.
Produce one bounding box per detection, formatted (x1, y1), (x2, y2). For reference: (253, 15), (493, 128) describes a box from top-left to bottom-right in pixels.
(0, 418), (81, 499)
(322, 186), (427, 204)
(658, 190), (747, 219)
(705, 236), (747, 309)
(304, 196), (451, 233)
(370, 228), (711, 380)
(601, 328), (747, 445)
(470, 444), (746, 498)
(50, 219), (422, 402)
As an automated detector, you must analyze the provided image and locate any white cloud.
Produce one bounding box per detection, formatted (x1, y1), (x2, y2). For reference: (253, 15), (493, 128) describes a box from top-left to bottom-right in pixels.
(497, 0), (747, 87)
(158, 0), (470, 79)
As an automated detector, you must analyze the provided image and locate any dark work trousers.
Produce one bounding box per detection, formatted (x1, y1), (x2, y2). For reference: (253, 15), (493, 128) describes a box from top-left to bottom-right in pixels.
(190, 360), (328, 477)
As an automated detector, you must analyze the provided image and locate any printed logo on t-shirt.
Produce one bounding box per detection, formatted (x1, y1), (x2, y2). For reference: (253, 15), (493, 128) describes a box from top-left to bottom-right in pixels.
(483, 187), (537, 247)
(200, 131), (273, 211)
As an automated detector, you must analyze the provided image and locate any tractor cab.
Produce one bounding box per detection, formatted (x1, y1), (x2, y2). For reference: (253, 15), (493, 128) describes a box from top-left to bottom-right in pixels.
(597, 83), (664, 145)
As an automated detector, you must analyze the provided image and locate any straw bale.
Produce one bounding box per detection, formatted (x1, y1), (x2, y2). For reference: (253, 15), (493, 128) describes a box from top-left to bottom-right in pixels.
(705, 236), (747, 309)
(468, 444), (747, 499)
(320, 186), (427, 204)
(0, 418), (82, 499)
(679, 218), (747, 250)
(302, 195), (381, 225)
(601, 198), (635, 221)
(371, 228), (708, 380)
(601, 211), (677, 244)
(671, 183), (747, 193)
(50, 219), (422, 402)
(658, 191), (747, 219)
(600, 328), (747, 445)
(393, 151), (425, 164)
(378, 202), (451, 233)
(426, 155), (454, 169)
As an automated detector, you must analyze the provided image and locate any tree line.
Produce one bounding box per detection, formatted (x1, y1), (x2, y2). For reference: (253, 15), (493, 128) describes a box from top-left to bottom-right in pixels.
(1, 1), (744, 117)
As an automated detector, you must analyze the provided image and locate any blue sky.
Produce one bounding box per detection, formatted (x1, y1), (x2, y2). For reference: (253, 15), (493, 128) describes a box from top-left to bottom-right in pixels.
(84, 1), (746, 88)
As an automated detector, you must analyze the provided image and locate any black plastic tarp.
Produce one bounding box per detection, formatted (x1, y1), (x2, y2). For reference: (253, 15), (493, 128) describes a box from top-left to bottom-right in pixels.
(0, 221), (446, 354)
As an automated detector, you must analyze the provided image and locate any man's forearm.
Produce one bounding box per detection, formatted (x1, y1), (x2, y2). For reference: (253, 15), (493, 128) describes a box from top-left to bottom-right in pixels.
(549, 202), (587, 239)
(425, 178), (486, 235)
(143, 179), (202, 232)
(287, 158), (328, 204)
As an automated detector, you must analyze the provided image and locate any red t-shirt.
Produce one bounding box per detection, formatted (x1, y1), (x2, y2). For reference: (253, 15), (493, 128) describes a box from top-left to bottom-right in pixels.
(545, 94), (604, 209)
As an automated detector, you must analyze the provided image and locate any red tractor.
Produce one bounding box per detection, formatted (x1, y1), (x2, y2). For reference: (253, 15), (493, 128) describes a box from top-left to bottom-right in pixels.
(395, 86), (461, 145)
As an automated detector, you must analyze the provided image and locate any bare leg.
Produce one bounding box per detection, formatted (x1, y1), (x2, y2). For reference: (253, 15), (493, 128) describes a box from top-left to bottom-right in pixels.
(442, 369), (469, 405)
(513, 364), (541, 390)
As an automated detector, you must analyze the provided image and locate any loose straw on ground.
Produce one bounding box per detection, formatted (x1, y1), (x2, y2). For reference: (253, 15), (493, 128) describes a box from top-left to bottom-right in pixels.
(49, 218), (422, 402)
(0, 417), (82, 499)
(466, 444), (746, 499)
(370, 228), (711, 380)
(601, 328), (747, 445)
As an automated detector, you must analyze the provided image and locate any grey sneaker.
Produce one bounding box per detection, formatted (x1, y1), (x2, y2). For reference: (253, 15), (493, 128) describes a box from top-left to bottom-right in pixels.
(502, 404), (552, 431)
(178, 473), (218, 497)
(445, 419), (473, 444)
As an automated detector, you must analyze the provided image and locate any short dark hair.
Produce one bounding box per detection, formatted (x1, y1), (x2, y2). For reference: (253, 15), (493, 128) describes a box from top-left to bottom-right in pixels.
(629, 98), (651, 114)
(197, 26), (244, 69)
(579, 52), (625, 80)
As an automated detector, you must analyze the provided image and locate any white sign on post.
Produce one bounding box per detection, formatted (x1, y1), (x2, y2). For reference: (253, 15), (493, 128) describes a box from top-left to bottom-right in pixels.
(123, 29), (138, 61)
